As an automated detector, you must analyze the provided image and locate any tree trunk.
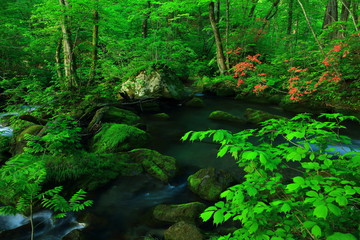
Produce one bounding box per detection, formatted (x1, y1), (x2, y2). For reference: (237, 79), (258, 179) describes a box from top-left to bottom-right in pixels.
(287, 0), (294, 34)
(89, 8), (99, 86)
(209, 2), (227, 75)
(142, 1), (151, 38)
(59, 0), (78, 89)
(55, 37), (62, 79)
(248, 0), (259, 18)
(225, 0), (230, 69)
(353, 1), (359, 26)
(322, 0), (338, 29)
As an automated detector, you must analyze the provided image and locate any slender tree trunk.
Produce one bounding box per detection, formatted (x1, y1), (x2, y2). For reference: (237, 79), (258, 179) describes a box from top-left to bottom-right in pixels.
(353, 1), (359, 26)
(87, 9), (99, 86)
(89, 7), (99, 86)
(209, 1), (228, 75)
(59, 0), (78, 89)
(142, 1), (151, 38)
(297, 0), (326, 57)
(55, 37), (62, 79)
(287, 0), (294, 34)
(225, 0), (230, 69)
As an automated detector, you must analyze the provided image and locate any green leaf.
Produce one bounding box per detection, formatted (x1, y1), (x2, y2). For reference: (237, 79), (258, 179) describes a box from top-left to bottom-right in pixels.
(249, 222), (259, 233)
(247, 186), (257, 196)
(327, 232), (357, 240)
(200, 210), (214, 222)
(327, 203), (341, 216)
(286, 183), (300, 191)
(306, 191), (318, 198)
(303, 221), (316, 229)
(311, 225), (322, 237)
(280, 203), (291, 213)
(293, 176), (305, 185)
(313, 205), (328, 219)
(242, 151), (258, 160)
(335, 196), (348, 206)
(213, 210), (224, 225)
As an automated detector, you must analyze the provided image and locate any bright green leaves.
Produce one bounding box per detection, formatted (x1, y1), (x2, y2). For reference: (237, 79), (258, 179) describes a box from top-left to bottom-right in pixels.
(182, 113), (360, 240)
(313, 205), (328, 219)
(327, 232), (357, 240)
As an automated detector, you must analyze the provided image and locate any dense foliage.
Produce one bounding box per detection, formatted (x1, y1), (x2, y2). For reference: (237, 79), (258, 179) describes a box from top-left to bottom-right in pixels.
(182, 113), (360, 240)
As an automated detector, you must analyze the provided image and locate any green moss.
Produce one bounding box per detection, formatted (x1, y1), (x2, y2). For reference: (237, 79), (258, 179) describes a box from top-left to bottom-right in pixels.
(153, 202), (206, 223)
(102, 107), (140, 125)
(129, 148), (176, 182)
(152, 113), (170, 120)
(45, 151), (143, 191)
(208, 110), (246, 123)
(185, 97), (205, 108)
(16, 124), (43, 142)
(91, 123), (148, 153)
(244, 108), (287, 124)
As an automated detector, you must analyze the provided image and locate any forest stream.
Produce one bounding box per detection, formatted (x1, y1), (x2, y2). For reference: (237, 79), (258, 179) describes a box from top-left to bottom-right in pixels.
(1, 96), (359, 240)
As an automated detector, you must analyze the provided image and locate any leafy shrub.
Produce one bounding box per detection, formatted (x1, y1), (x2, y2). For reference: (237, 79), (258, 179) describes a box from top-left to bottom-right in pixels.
(182, 113), (360, 240)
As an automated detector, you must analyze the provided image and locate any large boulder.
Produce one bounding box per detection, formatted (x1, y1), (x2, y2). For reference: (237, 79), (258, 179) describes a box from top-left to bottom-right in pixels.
(208, 110), (246, 124)
(187, 168), (234, 201)
(153, 202), (206, 224)
(91, 123), (148, 153)
(164, 221), (204, 240)
(128, 148), (177, 182)
(244, 108), (287, 125)
(120, 69), (190, 100)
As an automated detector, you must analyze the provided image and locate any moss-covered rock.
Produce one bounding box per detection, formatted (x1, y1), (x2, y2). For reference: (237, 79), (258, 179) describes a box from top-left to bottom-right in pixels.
(13, 124), (43, 155)
(91, 123), (148, 153)
(208, 110), (246, 124)
(102, 106), (141, 125)
(187, 168), (234, 201)
(152, 113), (170, 120)
(185, 97), (205, 108)
(280, 101), (328, 114)
(128, 148), (177, 182)
(164, 221), (204, 240)
(244, 108), (287, 125)
(45, 151), (143, 191)
(153, 202), (206, 224)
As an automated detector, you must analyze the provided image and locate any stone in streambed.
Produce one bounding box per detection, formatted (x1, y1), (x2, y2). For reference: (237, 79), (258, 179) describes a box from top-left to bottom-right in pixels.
(187, 168), (234, 201)
(244, 108), (287, 125)
(152, 113), (170, 120)
(208, 110), (246, 124)
(185, 97), (205, 108)
(153, 202), (206, 224)
(12, 124), (43, 155)
(128, 148), (177, 182)
(164, 221), (204, 240)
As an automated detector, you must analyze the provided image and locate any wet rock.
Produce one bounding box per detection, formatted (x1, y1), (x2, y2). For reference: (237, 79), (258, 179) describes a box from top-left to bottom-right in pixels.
(187, 168), (234, 201)
(128, 148), (176, 182)
(91, 123), (148, 153)
(184, 97), (205, 108)
(12, 124), (43, 155)
(244, 108), (287, 125)
(120, 68), (190, 100)
(152, 113), (170, 120)
(153, 202), (206, 224)
(102, 107), (140, 125)
(164, 221), (204, 240)
(208, 110), (246, 124)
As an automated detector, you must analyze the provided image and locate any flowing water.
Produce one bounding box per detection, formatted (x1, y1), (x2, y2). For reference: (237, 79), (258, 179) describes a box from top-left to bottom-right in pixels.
(0, 96), (359, 239)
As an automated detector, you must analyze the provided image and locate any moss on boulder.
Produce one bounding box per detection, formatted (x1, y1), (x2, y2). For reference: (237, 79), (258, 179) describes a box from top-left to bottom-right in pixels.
(13, 124), (43, 155)
(45, 151), (143, 191)
(187, 168), (234, 201)
(102, 106), (141, 125)
(164, 221), (204, 240)
(152, 113), (170, 120)
(128, 148), (177, 182)
(185, 97), (205, 108)
(153, 202), (206, 224)
(208, 110), (246, 124)
(244, 108), (287, 125)
(91, 123), (148, 153)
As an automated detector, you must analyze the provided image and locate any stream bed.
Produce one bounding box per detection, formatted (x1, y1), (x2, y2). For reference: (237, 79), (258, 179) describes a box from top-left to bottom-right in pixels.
(1, 96), (359, 240)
